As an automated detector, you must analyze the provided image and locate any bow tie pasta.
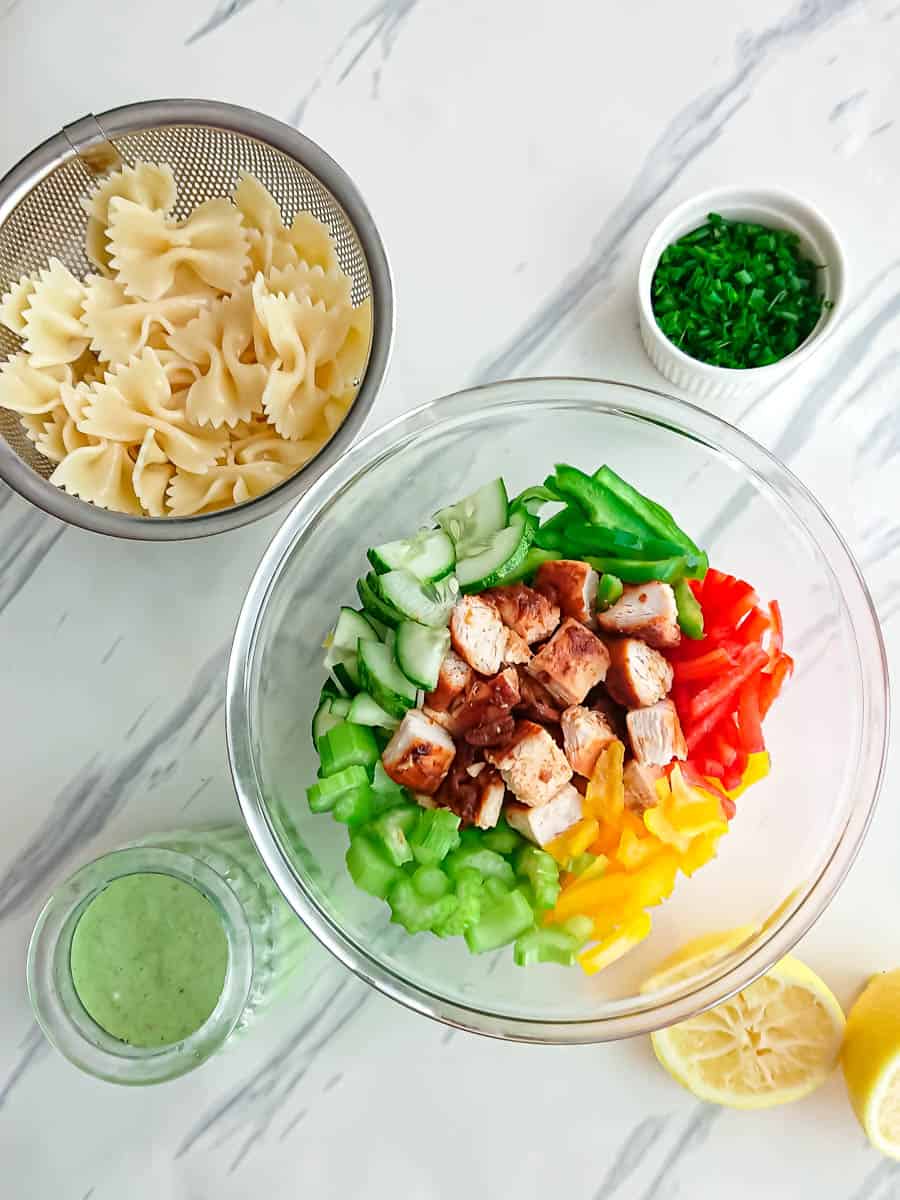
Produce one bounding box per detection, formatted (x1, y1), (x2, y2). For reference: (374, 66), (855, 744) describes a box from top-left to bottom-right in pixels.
(0, 165), (372, 517)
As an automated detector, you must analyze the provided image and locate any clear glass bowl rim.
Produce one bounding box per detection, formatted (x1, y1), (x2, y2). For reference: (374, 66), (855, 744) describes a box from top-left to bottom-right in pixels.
(226, 376), (889, 1043)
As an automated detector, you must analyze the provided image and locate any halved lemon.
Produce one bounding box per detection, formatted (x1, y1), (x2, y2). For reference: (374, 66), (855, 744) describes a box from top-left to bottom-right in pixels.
(841, 970), (900, 1160)
(651, 955), (845, 1109)
(641, 923), (761, 992)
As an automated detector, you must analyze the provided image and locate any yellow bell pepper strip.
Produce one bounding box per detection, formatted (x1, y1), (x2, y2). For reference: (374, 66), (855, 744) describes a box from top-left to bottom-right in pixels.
(584, 740), (625, 823)
(724, 750), (770, 800)
(679, 831), (723, 876)
(546, 817), (599, 864)
(631, 851), (679, 908)
(562, 853), (609, 887)
(546, 868), (635, 922)
(578, 910), (653, 976)
(645, 768), (728, 853)
(615, 826), (665, 871)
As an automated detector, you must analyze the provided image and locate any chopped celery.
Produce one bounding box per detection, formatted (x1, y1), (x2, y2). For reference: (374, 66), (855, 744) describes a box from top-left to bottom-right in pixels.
(370, 804), (418, 866)
(465, 888), (535, 954)
(389, 878), (457, 933)
(346, 834), (401, 898)
(434, 869), (483, 937)
(306, 764), (370, 814)
(568, 852), (599, 877)
(513, 914), (593, 966)
(410, 808), (461, 866)
(333, 785), (375, 825)
(515, 845), (561, 911)
(445, 845), (516, 887)
(480, 819), (525, 856)
(411, 864), (451, 900)
(317, 721), (380, 776)
(483, 875), (513, 902)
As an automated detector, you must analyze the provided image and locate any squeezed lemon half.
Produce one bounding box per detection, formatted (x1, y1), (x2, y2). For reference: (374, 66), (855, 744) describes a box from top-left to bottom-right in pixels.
(841, 970), (900, 1161)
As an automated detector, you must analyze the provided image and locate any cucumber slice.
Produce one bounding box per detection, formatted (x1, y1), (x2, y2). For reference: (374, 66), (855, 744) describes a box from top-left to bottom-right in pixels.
(456, 514), (534, 591)
(435, 478), (508, 553)
(368, 528), (455, 582)
(328, 607), (380, 654)
(312, 696), (340, 743)
(331, 660), (360, 693)
(347, 692), (400, 730)
(358, 640), (418, 717)
(357, 573), (403, 629)
(395, 621), (450, 691)
(376, 570), (458, 628)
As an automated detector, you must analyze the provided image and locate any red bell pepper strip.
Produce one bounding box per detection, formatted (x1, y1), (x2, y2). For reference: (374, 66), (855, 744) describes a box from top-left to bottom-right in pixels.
(687, 645), (770, 722)
(759, 653), (793, 718)
(673, 648), (734, 682)
(685, 692), (740, 752)
(712, 730), (738, 767)
(735, 607), (770, 647)
(769, 600), (784, 655)
(737, 674), (765, 754)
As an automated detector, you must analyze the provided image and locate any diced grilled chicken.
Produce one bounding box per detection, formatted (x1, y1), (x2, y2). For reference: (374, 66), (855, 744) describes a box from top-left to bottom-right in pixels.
(516, 667), (564, 724)
(470, 768), (505, 829)
(591, 691), (629, 742)
(595, 582), (681, 650)
(605, 638), (674, 708)
(381, 709), (456, 794)
(502, 627), (532, 665)
(450, 594), (509, 675)
(527, 617), (610, 707)
(506, 783), (583, 846)
(626, 699), (687, 766)
(623, 760), (661, 813)
(485, 718), (572, 807)
(435, 746), (505, 828)
(423, 703), (468, 738)
(535, 559), (599, 627)
(453, 667), (520, 748)
(425, 650), (472, 712)
(484, 583), (560, 643)
(560, 704), (618, 777)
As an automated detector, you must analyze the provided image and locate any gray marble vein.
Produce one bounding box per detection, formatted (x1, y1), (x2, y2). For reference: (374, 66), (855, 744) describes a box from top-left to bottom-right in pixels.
(0, 643), (229, 920)
(0, 1026), (48, 1113)
(0, 509), (65, 617)
(830, 90), (867, 121)
(290, 0), (420, 125)
(848, 1159), (900, 1200)
(471, 0), (858, 385)
(591, 1115), (670, 1199)
(185, 0), (260, 46)
(638, 1105), (720, 1200)
(177, 966), (370, 1172)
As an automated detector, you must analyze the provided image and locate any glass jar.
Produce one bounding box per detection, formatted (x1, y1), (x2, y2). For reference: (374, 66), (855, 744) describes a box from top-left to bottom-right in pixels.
(27, 825), (309, 1084)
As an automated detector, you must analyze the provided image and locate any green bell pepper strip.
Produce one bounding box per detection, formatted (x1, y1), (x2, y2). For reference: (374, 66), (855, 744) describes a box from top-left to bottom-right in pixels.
(434, 868), (484, 936)
(317, 721), (380, 776)
(515, 845), (561, 911)
(596, 574), (624, 611)
(492, 546), (561, 585)
(346, 834), (401, 898)
(480, 819), (525, 856)
(532, 505), (577, 550)
(674, 578), (705, 640)
(513, 915), (594, 967)
(410, 808), (461, 866)
(465, 888), (535, 954)
(548, 465), (657, 538)
(389, 878), (457, 933)
(560, 521), (686, 561)
(593, 465), (702, 556)
(585, 555), (689, 585)
(445, 845), (516, 887)
(370, 803), (418, 866)
(509, 484), (561, 517)
(306, 764), (370, 814)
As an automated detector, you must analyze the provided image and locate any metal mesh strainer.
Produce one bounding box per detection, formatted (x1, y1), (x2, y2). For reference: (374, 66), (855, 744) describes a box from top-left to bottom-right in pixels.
(0, 100), (394, 540)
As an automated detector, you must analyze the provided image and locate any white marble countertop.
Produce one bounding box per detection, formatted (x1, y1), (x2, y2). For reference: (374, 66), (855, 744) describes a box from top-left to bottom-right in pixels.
(2, 0), (900, 1196)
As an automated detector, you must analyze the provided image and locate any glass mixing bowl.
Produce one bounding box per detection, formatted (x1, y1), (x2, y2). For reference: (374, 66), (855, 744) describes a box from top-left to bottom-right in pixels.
(226, 378), (888, 1042)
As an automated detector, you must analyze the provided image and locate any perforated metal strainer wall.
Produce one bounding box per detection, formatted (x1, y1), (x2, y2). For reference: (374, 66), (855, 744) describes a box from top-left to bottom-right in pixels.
(0, 100), (393, 539)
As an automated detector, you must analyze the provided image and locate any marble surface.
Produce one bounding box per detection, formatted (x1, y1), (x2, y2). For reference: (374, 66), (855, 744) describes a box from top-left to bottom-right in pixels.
(2, 0), (900, 1196)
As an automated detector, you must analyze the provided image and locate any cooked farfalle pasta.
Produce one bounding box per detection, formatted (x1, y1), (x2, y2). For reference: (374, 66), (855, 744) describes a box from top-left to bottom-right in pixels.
(0, 164), (369, 516)
(81, 161), (177, 273)
(21, 260), (90, 367)
(167, 286), (267, 429)
(108, 197), (248, 301)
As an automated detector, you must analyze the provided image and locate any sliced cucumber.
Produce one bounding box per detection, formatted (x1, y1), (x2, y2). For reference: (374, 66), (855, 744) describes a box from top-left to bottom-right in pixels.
(376, 570), (458, 629)
(368, 528), (455, 582)
(435, 478), (508, 554)
(456, 513), (534, 591)
(331, 697), (351, 718)
(347, 691), (400, 730)
(357, 573), (403, 629)
(331, 660), (360, 693)
(395, 621), (450, 691)
(358, 640), (418, 718)
(312, 696), (341, 742)
(329, 607), (380, 654)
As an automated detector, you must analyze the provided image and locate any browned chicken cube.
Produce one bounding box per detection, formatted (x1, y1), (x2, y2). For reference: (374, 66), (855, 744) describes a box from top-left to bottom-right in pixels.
(449, 595), (507, 675)
(527, 617), (610, 706)
(623, 759), (661, 813)
(485, 583), (560, 643)
(485, 719), (572, 807)
(595, 582), (681, 650)
(461, 763), (506, 829)
(534, 559), (599, 626)
(626, 699), (687, 766)
(502, 627), (532, 665)
(454, 667), (521, 748)
(605, 638), (674, 709)
(381, 709), (457, 794)
(424, 650), (472, 712)
(560, 704), (619, 777)
(505, 782), (584, 846)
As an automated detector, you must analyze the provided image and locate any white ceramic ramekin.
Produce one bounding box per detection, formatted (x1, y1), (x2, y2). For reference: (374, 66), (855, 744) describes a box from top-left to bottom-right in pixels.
(637, 186), (847, 402)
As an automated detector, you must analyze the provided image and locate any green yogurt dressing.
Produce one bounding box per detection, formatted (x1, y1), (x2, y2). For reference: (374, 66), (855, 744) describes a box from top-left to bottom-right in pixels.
(70, 872), (229, 1048)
